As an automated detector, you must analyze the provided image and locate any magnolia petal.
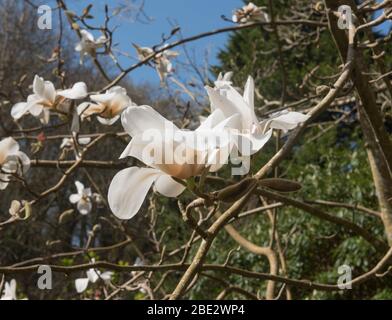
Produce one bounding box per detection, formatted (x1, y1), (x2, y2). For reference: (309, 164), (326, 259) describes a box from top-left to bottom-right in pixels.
(80, 29), (95, 42)
(196, 109), (226, 131)
(29, 103), (44, 117)
(205, 86), (245, 127)
(237, 129), (273, 156)
(33, 76), (56, 103)
(224, 85), (257, 126)
(69, 193), (82, 204)
(108, 167), (161, 220)
(16, 151), (30, 174)
(86, 268), (99, 283)
(78, 137), (92, 145)
(77, 199), (92, 215)
(33, 75), (46, 97)
(39, 108), (50, 125)
(100, 271), (113, 282)
(11, 102), (30, 120)
(57, 82), (88, 100)
(121, 105), (178, 137)
(97, 115), (120, 126)
(75, 181), (85, 194)
(0, 174), (10, 190)
(154, 174), (185, 197)
(75, 278), (89, 293)
(0, 137), (19, 156)
(243, 76), (255, 110)
(267, 111), (309, 133)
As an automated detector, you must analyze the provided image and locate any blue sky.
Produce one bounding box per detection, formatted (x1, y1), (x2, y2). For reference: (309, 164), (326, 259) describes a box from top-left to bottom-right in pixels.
(64, 0), (391, 86)
(67, 0), (242, 86)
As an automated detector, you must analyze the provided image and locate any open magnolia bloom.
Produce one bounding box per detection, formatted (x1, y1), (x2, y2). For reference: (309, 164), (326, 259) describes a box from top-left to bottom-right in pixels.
(108, 105), (239, 220)
(0, 137), (30, 190)
(69, 181), (93, 215)
(60, 136), (91, 149)
(75, 29), (108, 64)
(77, 86), (133, 125)
(75, 260), (113, 293)
(133, 43), (179, 82)
(232, 2), (269, 24)
(214, 72), (233, 93)
(11, 75), (88, 124)
(1, 279), (17, 300)
(206, 75), (309, 156)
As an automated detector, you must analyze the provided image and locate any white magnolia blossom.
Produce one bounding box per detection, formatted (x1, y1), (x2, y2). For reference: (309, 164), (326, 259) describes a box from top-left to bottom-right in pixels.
(133, 43), (179, 82)
(11, 75), (88, 124)
(206, 75), (309, 156)
(214, 72), (234, 92)
(60, 136), (92, 149)
(75, 260), (113, 293)
(108, 105), (238, 220)
(1, 279), (17, 300)
(69, 181), (93, 215)
(77, 86), (133, 125)
(232, 2), (269, 24)
(75, 29), (108, 64)
(9, 200), (22, 217)
(0, 137), (30, 190)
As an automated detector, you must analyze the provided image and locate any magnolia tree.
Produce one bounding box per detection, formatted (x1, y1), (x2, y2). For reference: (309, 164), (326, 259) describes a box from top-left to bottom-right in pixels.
(0, 0), (392, 300)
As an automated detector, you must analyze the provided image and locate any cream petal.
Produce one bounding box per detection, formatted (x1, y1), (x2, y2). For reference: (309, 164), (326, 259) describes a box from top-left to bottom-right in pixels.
(243, 76), (255, 110)
(11, 102), (30, 120)
(100, 271), (113, 283)
(205, 86), (247, 128)
(266, 111), (310, 133)
(29, 103), (44, 117)
(154, 174), (185, 197)
(16, 151), (30, 174)
(108, 167), (161, 220)
(0, 137), (19, 157)
(39, 108), (51, 124)
(69, 193), (82, 204)
(75, 278), (89, 293)
(33, 75), (45, 97)
(0, 173), (10, 190)
(34, 76), (56, 103)
(77, 199), (92, 215)
(196, 109), (226, 131)
(121, 105), (178, 137)
(75, 181), (84, 194)
(225, 85), (257, 126)
(57, 82), (88, 99)
(237, 129), (273, 156)
(80, 29), (95, 42)
(97, 115), (120, 126)
(87, 269), (100, 283)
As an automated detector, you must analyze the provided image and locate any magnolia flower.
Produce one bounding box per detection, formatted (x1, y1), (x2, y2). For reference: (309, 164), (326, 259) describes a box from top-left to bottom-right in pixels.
(77, 86), (133, 125)
(206, 75), (309, 156)
(133, 43), (179, 82)
(214, 72), (233, 93)
(0, 137), (30, 190)
(232, 2), (269, 24)
(9, 200), (22, 217)
(11, 75), (88, 124)
(60, 136), (91, 149)
(1, 279), (17, 300)
(132, 43), (154, 60)
(69, 181), (93, 215)
(75, 30), (108, 64)
(75, 260), (113, 293)
(108, 105), (238, 219)
(155, 50), (179, 83)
